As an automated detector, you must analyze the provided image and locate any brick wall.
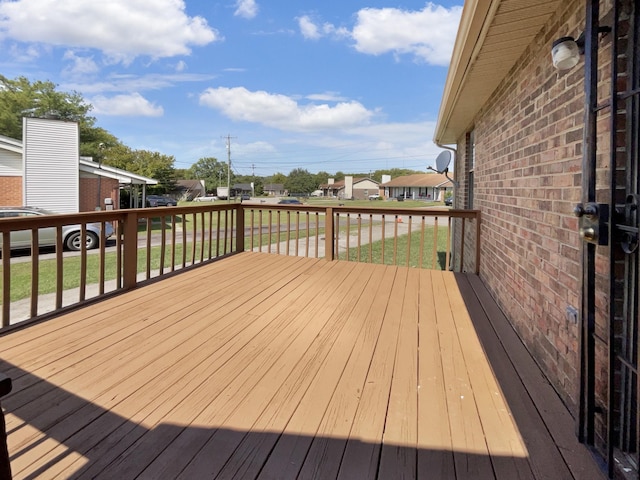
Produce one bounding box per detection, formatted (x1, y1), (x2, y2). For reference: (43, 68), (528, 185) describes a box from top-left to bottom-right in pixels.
(0, 177), (22, 206)
(79, 177), (119, 212)
(453, 0), (614, 416)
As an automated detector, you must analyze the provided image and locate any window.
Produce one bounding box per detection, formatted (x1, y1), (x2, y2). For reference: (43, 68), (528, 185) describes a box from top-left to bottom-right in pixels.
(467, 130), (475, 209)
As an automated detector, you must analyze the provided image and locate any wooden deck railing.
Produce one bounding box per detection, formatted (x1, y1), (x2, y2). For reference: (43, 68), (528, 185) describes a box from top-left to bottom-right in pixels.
(246, 204), (480, 272)
(1, 203), (479, 328)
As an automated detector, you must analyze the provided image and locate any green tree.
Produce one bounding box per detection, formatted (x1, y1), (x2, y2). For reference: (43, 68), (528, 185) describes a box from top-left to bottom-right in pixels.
(265, 172), (287, 185)
(0, 75), (98, 155)
(102, 144), (176, 192)
(285, 168), (317, 195)
(188, 157), (228, 193)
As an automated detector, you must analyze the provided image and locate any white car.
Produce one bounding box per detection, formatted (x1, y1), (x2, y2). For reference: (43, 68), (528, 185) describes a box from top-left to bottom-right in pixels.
(194, 196), (218, 202)
(0, 207), (114, 251)
(368, 193), (381, 200)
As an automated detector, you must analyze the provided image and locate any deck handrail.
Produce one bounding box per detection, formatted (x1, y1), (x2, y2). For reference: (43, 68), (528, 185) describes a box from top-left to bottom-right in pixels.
(1, 203), (480, 328)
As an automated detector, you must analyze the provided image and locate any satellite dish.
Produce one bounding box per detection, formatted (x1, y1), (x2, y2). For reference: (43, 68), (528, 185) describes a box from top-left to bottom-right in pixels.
(434, 150), (452, 173)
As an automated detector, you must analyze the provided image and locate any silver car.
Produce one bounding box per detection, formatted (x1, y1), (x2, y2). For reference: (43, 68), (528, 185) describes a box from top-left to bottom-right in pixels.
(0, 207), (114, 251)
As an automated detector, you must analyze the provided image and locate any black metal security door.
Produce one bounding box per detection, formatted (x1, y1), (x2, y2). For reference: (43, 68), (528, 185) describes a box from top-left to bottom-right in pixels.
(578, 0), (640, 477)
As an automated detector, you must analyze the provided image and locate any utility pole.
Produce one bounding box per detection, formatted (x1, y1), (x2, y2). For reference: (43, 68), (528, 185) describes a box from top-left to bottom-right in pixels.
(222, 134), (236, 202)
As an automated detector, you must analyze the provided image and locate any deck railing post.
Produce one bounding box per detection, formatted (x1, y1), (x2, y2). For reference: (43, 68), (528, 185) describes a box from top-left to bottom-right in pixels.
(122, 210), (138, 289)
(0, 373), (12, 480)
(236, 204), (245, 253)
(475, 211), (481, 274)
(325, 207), (334, 261)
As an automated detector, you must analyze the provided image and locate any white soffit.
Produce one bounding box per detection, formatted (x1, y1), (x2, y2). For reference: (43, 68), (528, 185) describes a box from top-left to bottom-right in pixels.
(434, 0), (562, 145)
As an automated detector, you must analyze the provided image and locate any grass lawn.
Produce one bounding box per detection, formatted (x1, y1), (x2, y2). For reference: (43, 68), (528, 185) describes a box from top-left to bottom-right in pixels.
(340, 225), (450, 270)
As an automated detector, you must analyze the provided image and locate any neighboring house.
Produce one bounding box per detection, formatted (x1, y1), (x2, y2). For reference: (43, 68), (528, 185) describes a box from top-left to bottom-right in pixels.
(434, 0), (638, 474)
(233, 183), (253, 196)
(0, 117), (157, 212)
(175, 180), (206, 200)
(380, 173), (452, 201)
(318, 177), (379, 200)
(263, 184), (286, 196)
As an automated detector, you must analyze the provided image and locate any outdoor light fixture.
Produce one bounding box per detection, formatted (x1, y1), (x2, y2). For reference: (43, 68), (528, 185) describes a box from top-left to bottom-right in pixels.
(551, 27), (612, 71)
(551, 35), (584, 70)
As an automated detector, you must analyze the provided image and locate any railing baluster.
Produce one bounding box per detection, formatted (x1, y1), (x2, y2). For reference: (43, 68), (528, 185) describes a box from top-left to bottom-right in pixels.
(146, 218), (153, 279)
(1, 233), (9, 327)
(315, 213), (319, 258)
(55, 226), (63, 309)
(419, 216), (425, 270)
(345, 214), (351, 261)
(79, 224), (87, 302)
(381, 214), (386, 265)
(286, 211), (291, 256)
(31, 230), (39, 318)
(393, 215), (399, 265)
(181, 213), (187, 268)
(170, 215), (176, 272)
(446, 216), (452, 271)
(276, 210), (280, 254)
(99, 221), (106, 295)
(432, 217), (438, 269)
(357, 214), (362, 262)
(200, 211), (205, 263)
(208, 211), (213, 259)
(160, 216), (167, 275)
(295, 211), (300, 257)
(305, 212), (310, 258)
(368, 214), (373, 264)
(406, 215), (412, 267)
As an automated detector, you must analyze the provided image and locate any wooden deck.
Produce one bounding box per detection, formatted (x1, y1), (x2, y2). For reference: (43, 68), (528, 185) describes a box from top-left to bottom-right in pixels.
(0, 252), (604, 479)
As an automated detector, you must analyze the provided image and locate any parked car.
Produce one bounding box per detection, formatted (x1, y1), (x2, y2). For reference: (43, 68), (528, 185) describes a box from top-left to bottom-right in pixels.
(240, 194), (251, 201)
(0, 207), (114, 251)
(444, 197), (453, 206)
(368, 193), (381, 200)
(146, 195), (177, 207)
(278, 198), (302, 205)
(396, 195), (405, 202)
(194, 195), (218, 202)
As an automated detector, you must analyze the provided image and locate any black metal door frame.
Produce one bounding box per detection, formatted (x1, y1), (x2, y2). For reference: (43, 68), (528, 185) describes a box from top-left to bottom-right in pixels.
(579, 0), (640, 477)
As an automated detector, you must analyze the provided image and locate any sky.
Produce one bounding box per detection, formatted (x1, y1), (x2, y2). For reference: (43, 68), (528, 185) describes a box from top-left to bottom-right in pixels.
(0, 0), (463, 178)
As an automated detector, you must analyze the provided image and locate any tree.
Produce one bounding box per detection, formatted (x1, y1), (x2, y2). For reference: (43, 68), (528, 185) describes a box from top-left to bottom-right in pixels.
(265, 172), (287, 185)
(188, 157), (228, 193)
(0, 75), (98, 155)
(102, 144), (176, 192)
(285, 168), (317, 195)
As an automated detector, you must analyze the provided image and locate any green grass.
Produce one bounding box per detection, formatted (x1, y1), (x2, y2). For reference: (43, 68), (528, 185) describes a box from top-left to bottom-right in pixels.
(339, 226), (450, 270)
(0, 240), (232, 303)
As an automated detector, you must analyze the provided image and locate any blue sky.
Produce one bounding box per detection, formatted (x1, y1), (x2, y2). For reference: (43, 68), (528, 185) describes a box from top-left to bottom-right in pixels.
(0, 0), (462, 177)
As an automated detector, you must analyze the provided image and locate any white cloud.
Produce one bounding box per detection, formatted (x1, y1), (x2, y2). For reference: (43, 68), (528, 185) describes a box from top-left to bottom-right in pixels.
(234, 0), (258, 19)
(62, 50), (99, 77)
(175, 60), (187, 72)
(351, 4), (462, 65)
(63, 72), (217, 94)
(297, 16), (321, 40)
(199, 86), (373, 131)
(90, 92), (164, 117)
(307, 92), (348, 102)
(0, 0), (220, 63)
(297, 15), (349, 41)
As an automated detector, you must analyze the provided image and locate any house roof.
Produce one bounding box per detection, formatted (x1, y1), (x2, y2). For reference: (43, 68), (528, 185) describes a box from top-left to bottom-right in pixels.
(0, 135), (158, 185)
(79, 159), (158, 185)
(233, 183), (253, 190)
(0, 134), (22, 154)
(434, 0), (562, 145)
(176, 179), (204, 190)
(380, 173), (452, 188)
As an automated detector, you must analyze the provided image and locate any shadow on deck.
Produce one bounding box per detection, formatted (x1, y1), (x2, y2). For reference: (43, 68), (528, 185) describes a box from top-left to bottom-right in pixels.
(0, 252), (605, 479)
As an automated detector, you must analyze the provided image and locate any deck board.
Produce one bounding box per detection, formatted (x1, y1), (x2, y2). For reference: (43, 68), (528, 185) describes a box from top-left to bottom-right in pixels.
(0, 252), (606, 479)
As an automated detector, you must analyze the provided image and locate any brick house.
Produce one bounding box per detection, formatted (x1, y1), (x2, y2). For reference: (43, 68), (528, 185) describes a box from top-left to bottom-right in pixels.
(0, 118), (157, 212)
(318, 176), (380, 200)
(380, 173), (452, 201)
(434, 0), (639, 475)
